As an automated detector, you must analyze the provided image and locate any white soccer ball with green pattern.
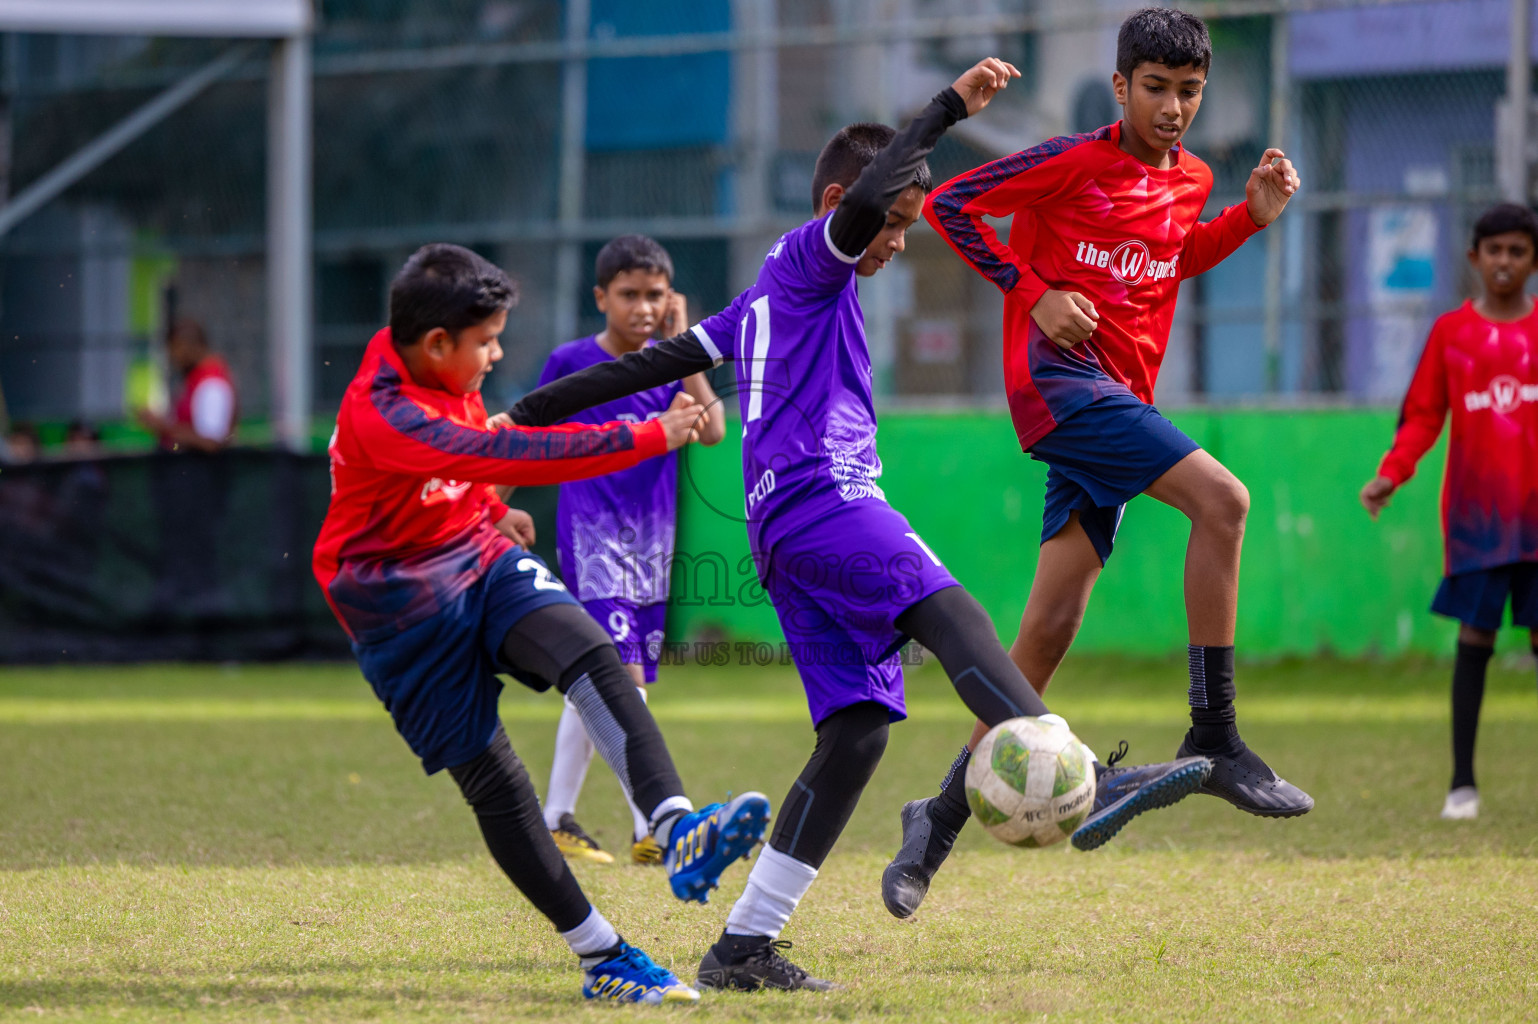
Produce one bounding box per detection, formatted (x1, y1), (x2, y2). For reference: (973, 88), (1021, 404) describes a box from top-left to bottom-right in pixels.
(965, 715), (1096, 848)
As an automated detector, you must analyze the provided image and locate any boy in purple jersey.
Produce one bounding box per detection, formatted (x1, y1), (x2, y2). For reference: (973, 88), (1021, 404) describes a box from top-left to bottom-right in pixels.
(539, 236), (725, 866)
(506, 58), (1210, 991)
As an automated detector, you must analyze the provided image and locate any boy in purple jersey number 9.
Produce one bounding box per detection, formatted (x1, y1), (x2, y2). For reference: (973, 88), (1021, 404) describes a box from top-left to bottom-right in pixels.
(536, 236), (725, 866)
(506, 58), (1211, 991)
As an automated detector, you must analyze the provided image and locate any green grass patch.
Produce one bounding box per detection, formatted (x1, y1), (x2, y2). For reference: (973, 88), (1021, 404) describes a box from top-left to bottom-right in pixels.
(2, 656), (1535, 1021)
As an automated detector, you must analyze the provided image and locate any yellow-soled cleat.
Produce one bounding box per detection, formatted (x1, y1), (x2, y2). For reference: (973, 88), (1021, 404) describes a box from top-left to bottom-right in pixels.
(631, 834), (665, 866)
(551, 813), (614, 864)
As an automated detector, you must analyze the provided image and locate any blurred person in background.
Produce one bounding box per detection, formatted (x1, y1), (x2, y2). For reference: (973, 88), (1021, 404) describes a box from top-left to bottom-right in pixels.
(2, 421), (39, 463)
(135, 318), (236, 452)
(136, 319), (237, 617)
(63, 420), (102, 458)
(1361, 202), (1538, 822)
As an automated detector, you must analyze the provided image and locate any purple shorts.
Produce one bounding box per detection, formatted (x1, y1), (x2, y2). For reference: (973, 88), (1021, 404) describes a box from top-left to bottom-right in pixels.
(758, 500), (959, 726)
(582, 598), (667, 683)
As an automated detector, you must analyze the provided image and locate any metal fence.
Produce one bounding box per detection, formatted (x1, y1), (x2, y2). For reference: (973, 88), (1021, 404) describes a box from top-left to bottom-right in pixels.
(0, 0), (1529, 434)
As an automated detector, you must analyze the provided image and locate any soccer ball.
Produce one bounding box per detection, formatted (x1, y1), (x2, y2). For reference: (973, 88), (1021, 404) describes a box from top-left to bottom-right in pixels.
(965, 716), (1096, 848)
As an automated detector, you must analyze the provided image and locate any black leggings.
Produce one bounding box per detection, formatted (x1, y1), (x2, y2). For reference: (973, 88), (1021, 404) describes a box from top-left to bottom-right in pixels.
(441, 603), (688, 933)
(499, 601), (685, 819)
(768, 701), (890, 869)
(448, 725), (591, 932)
(894, 585), (1050, 724)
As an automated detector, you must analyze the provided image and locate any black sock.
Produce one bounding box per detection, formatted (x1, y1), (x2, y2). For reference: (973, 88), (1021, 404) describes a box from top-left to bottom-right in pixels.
(578, 939), (627, 969)
(712, 930), (770, 961)
(929, 746), (972, 832)
(1451, 641), (1493, 790)
(1187, 644), (1238, 750)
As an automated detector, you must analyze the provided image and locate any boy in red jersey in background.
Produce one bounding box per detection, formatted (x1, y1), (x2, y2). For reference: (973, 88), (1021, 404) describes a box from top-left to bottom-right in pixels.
(883, 7), (1311, 918)
(314, 244), (770, 1005)
(1361, 203), (1538, 821)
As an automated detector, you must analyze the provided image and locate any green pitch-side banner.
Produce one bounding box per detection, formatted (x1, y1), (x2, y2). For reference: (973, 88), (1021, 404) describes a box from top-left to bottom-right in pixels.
(666, 408), (1481, 657)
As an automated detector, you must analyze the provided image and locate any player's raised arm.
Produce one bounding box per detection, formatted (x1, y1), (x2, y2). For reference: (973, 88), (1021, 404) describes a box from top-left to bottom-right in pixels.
(825, 59), (1016, 262)
(504, 291), (748, 428)
(1179, 149), (1299, 281)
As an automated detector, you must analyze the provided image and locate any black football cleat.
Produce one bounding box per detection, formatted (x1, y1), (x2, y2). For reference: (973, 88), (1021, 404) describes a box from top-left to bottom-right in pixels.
(880, 797), (961, 919)
(696, 934), (838, 992)
(1176, 731), (1314, 817)
(1070, 742), (1212, 851)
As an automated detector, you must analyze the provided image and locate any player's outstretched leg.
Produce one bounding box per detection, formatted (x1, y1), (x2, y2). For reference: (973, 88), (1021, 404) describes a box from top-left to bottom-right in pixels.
(882, 587), (1209, 917)
(697, 702), (889, 991)
(502, 604), (769, 903)
(446, 727), (698, 1004)
(1070, 740), (1210, 851)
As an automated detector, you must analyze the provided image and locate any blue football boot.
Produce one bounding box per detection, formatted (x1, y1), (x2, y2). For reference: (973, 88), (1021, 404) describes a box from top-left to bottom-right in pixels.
(582, 941), (700, 1004)
(1070, 742), (1212, 851)
(664, 792), (771, 903)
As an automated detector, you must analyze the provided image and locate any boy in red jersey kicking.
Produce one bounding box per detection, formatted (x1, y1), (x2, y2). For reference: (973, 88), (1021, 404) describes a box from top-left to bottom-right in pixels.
(1361, 203), (1538, 821)
(883, 7), (1311, 917)
(313, 244), (770, 1004)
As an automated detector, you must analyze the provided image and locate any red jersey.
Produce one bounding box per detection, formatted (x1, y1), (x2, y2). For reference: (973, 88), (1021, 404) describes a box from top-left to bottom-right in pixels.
(162, 354), (236, 448)
(925, 121), (1263, 449)
(1376, 301), (1538, 575)
(314, 328), (668, 642)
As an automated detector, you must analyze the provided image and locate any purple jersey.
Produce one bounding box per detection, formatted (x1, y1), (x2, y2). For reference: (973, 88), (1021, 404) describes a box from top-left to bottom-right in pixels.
(541, 336), (684, 603)
(693, 215), (884, 558)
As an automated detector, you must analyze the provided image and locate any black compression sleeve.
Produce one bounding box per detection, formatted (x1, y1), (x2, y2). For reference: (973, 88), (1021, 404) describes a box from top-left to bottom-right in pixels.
(826, 87), (969, 258)
(447, 726), (593, 932)
(767, 701), (890, 868)
(504, 331), (716, 427)
(895, 586), (1050, 724)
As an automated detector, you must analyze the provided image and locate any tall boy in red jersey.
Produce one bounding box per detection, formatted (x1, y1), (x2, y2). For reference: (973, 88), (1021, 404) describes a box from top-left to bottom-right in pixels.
(883, 7), (1311, 917)
(1361, 203), (1538, 822)
(314, 244), (770, 1005)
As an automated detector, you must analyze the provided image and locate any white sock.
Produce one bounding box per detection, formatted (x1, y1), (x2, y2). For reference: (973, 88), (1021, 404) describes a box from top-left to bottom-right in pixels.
(723, 846), (818, 939)
(625, 687), (651, 841)
(545, 697), (595, 830)
(561, 906), (621, 965)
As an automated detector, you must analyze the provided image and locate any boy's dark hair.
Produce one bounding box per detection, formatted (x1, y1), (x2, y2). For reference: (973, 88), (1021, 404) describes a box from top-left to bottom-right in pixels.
(1116, 7), (1212, 79)
(810, 122), (932, 212)
(389, 243), (517, 346)
(1470, 203), (1538, 250)
(595, 235), (674, 289)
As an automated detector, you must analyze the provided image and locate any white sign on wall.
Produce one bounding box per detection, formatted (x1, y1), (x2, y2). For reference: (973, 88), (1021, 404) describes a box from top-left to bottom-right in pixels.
(0, 0), (312, 37)
(1367, 204), (1438, 401)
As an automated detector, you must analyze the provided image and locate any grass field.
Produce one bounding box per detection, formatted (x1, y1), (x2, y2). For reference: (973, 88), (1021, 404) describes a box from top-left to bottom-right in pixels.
(2, 655), (1536, 1022)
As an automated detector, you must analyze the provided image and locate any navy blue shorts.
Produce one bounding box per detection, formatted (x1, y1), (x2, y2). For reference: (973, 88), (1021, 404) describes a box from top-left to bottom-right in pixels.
(1431, 562), (1538, 630)
(352, 549), (580, 774)
(1028, 394), (1200, 564)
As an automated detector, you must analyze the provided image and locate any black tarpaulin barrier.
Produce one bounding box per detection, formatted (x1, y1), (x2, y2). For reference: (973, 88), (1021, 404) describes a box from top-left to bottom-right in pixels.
(0, 450), (347, 662)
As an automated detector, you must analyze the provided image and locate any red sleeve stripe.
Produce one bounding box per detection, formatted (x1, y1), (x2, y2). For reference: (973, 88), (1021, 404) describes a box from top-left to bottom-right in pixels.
(370, 363), (636, 460)
(929, 126), (1111, 292)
